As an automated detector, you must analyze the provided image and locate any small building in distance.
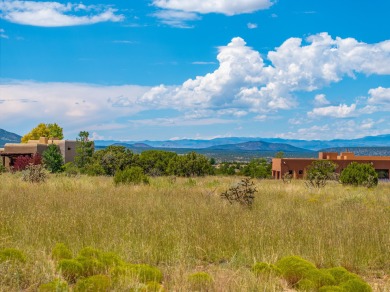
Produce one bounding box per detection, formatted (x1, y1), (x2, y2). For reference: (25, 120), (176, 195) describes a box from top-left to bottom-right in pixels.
(0, 137), (78, 168)
(272, 151), (390, 180)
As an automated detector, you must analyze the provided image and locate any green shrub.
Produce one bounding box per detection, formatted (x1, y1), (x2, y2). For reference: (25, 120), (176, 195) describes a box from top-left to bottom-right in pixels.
(252, 262), (281, 276)
(0, 164), (6, 174)
(57, 259), (83, 282)
(142, 281), (166, 292)
(326, 267), (355, 284)
(340, 278), (372, 292)
(128, 264), (163, 283)
(52, 243), (72, 260)
(114, 166), (150, 186)
(63, 162), (80, 177)
(38, 279), (69, 292)
(306, 160), (338, 188)
(188, 272), (213, 290)
(84, 162), (106, 176)
(0, 248), (26, 263)
(340, 162), (378, 188)
(275, 256), (325, 286)
(74, 275), (111, 292)
(99, 252), (124, 268)
(112, 264), (163, 283)
(319, 285), (344, 292)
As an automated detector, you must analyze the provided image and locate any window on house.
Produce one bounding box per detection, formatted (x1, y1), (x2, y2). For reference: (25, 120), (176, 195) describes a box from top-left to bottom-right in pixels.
(298, 170), (303, 175)
(288, 170), (293, 175)
(68, 147), (71, 150)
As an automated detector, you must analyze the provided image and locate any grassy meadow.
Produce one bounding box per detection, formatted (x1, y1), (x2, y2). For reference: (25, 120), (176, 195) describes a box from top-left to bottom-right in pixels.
(0, 173), (389, 291)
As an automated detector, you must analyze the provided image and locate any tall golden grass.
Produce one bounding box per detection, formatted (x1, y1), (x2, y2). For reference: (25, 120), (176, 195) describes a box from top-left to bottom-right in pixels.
(0, 173), (389, 291)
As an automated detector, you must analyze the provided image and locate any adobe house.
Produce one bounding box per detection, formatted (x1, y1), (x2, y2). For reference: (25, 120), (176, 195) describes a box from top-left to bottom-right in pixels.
(272, 151), (390, 180)
(0, 137), (78, 169)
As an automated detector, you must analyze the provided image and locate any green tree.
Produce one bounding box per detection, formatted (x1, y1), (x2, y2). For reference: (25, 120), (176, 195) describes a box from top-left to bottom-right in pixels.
(217, 162), (237, 176)
(167, 152), (214, 177)
(340, 162), (378, 188)
(306, 160), (338, 188)
(137, 150), (177, 176)
(21, 123), (64, 143)
(42, 144), (64, 173)
(114, 166), (150, 185)
(241, 158), (271, 178)
(74, 131), (94, 169)
(86, 146), (136, 176)
(275, 151), (284, 158)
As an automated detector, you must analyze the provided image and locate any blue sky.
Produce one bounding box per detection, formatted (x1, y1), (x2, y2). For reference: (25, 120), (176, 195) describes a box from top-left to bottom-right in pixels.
(1, 0), (389, 141)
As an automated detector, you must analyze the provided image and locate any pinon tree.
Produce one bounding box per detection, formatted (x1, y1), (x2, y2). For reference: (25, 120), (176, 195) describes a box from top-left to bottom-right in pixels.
(42, 144), (64, 173)
(21, 123), (63, 143)
(74, 131), (94, 169)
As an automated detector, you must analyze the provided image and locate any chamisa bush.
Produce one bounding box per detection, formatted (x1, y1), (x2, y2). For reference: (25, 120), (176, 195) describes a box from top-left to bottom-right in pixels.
(339, 162), (378, 188)
(251, 256), (372, 291)
(22, 164), (47, 183)
(114, 166), (150, 186)
(187, 272), (213, 290)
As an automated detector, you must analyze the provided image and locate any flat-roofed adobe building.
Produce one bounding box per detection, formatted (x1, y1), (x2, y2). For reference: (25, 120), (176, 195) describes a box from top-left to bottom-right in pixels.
(0, 137), (78, 169)
(272, 152), (390, 180)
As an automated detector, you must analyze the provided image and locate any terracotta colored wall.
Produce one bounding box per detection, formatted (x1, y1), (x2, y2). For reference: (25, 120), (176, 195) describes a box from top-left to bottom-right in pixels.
(272, 156), (390, 179)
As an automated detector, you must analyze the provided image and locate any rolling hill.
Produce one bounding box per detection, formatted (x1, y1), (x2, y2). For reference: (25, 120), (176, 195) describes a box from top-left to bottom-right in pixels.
(0, 129), (22, 147)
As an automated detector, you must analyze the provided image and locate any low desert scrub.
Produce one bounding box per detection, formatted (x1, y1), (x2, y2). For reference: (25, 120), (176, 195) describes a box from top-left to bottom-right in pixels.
(0, 173), (389, 290)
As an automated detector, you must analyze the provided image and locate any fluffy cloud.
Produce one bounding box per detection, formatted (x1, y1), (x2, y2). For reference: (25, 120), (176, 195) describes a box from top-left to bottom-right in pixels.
(267, 33), (390, 91)
(152, 0), (273, 16)
(314, 94), (330, 106)
(140, 33), (390, 116)
(278, 119), (388, 140)
(308, 104), (357, 118)
(368, 87), (390, 104)
(0, 1), (124, 27)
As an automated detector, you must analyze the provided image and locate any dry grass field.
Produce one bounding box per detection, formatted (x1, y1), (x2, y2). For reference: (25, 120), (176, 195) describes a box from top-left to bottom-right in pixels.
(0, 173), (389, 291)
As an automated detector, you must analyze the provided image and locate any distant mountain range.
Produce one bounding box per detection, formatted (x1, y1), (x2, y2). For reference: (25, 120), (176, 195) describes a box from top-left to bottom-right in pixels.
(0, 129), (22, 147)
(94, 134), (390, 151)
(205, 141), (311, 152)
(1, 128), (390, 157)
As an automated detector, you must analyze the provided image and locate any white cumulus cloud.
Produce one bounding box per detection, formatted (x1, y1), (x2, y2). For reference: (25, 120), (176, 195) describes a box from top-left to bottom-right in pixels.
(367, 87), (390, 104)
(0, 1), (124, 27)
(152, 0), (274, 16)
(308, 104), (357, 118)
(139, 33), (390, 117)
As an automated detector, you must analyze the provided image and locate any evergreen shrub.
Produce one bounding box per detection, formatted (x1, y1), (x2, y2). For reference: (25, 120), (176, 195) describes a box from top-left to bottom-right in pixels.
(114, 166), (150, 186)
(340, 162), (378, 188)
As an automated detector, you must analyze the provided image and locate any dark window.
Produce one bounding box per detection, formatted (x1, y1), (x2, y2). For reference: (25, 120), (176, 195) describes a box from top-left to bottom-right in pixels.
(67, 147), (71, 150)
(288, 170), (293, 175)
(298, 170), (303, 175)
